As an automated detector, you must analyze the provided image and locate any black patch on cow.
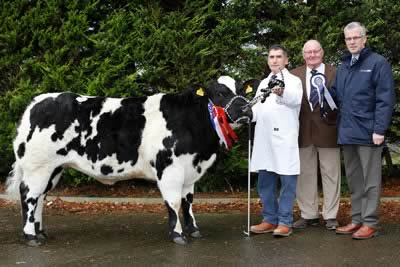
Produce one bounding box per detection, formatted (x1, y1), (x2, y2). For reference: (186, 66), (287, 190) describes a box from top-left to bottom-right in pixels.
(165, 201), (178, 237)
(181, 193), (197, 234)
(117, 168), (124, 173)
(28, 92), (104, 151)
(55, 96), (147, 165)
(186, 193), (193, 203)
(56, 148), (68, 156)
(27, 93), (92, 142)
(27, 199), (38, 230)
(34, 222), (41, 235)
(163, 136), (175, 148)
(51, 132), (63, 142)
(101, 165), (113, 175)
(155, 149), (173, 180)
(20, 182), (30, 228)
(192, 154), (200, 166)
(44, 167), (63, 195)
(196, 166), (201, 174)
(17, 142), (25, 158)
(150, 160), (155, 167)
(159, 90), (219, 169)
(153, 136), (176, 180)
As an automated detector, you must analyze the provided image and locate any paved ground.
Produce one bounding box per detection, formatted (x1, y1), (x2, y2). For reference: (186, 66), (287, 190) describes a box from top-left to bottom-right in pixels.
(1, 205), (400, 266)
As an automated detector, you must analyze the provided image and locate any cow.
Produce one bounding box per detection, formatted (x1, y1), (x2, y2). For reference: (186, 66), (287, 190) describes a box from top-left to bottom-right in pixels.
(6, 76), (254, 246)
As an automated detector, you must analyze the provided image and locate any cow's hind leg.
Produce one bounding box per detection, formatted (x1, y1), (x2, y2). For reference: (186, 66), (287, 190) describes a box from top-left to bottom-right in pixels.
(181, 184), (201, 238)
(20, 167), (63, 246)
(158, 172), (187, 245)
(34, 167), (64, 241)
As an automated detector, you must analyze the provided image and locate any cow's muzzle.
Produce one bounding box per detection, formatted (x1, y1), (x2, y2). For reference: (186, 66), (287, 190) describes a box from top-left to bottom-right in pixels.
(224, 95), (253, 123)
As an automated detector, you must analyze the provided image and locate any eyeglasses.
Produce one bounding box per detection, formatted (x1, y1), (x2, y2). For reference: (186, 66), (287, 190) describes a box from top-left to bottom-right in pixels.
(304, 48), (322, 55)
(344, 36), (364, 42)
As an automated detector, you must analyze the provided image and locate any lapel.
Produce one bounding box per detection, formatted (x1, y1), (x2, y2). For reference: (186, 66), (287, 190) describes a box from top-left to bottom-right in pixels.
(297, 65), (308, 104)
(324, 64), (336, 87)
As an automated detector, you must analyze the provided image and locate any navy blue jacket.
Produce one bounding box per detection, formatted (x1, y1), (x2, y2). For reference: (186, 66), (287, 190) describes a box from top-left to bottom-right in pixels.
(332, 47), (395, 145)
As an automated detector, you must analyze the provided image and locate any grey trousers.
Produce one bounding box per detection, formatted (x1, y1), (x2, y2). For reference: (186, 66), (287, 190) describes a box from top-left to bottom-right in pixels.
(342, 145), (383, 228)
(297, 145), (341, 220)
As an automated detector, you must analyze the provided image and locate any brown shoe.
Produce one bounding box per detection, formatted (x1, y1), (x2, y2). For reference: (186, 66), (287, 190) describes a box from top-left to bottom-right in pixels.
(336, 223), (362, 235)
(272, 225), (292, 237)
(250, 222), (277, 234)
(352, 226), (378, 240)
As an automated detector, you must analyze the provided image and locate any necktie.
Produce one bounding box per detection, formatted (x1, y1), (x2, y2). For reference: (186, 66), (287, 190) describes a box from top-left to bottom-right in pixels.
(351, 57), (358, 66)
(309, 69), (319, 109)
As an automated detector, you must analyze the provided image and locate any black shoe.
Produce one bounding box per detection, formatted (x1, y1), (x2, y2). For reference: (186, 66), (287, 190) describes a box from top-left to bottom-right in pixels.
(293, 218), (319, 229)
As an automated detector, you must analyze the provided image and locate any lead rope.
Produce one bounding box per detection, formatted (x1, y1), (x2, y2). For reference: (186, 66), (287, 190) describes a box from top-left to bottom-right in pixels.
(244, 119), (252, 236)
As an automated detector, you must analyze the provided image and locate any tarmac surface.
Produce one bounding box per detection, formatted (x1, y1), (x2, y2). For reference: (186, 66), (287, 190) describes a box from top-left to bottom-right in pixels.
(1, 200), (400, 267)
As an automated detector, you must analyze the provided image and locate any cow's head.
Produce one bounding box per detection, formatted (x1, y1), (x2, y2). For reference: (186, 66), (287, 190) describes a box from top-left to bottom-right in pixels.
(202, 76), (255, 124)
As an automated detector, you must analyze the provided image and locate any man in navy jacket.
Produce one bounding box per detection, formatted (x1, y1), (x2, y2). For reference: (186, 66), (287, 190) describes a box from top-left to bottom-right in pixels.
(333, 22), (395, 239)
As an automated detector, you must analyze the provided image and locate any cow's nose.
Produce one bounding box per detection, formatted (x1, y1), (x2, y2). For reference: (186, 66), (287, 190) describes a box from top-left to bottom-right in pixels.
(241, 106), (253, 121)
(241, 105), (251, 115)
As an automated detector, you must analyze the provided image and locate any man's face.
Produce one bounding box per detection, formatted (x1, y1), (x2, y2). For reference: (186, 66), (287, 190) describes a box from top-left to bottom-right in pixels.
(268, 49), (288, 74)
(303, 41), (323, 69)
(344, 27), (366, 54)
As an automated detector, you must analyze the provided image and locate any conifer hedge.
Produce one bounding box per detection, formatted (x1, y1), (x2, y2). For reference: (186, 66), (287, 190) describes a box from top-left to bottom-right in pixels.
(1, 0), (399, 190)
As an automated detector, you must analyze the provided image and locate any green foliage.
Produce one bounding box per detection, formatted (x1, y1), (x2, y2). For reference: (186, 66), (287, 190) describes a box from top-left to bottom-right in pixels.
(1, 0), (399, 190)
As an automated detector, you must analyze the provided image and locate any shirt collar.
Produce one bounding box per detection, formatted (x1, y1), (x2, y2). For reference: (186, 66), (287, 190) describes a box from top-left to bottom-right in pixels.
(306, 63), (325, 74)
(352, 53), (360, 60)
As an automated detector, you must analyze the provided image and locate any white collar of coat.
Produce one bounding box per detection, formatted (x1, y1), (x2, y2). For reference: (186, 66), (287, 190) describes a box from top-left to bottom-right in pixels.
(269, 67), (289, 80)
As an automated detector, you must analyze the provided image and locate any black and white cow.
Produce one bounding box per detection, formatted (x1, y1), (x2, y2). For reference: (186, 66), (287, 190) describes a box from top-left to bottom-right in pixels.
(6, 76), (253, 246)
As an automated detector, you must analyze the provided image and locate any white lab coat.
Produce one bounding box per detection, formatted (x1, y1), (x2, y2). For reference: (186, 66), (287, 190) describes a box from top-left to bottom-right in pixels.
(250, 68), (303, 175)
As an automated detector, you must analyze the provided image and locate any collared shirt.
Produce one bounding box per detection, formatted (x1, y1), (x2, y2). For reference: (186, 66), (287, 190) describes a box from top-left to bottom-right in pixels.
(306, 63), (325, 110)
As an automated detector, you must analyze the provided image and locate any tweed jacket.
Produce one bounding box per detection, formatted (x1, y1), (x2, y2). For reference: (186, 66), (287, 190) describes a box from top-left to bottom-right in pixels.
(291, 64), (338, 148)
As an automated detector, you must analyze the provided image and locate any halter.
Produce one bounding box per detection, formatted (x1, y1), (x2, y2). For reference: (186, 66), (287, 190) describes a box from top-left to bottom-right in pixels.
(223, 95), (251, 124)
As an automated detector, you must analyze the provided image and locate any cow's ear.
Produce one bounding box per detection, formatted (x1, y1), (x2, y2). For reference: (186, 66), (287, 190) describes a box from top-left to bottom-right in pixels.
(241, 79), (261, 96)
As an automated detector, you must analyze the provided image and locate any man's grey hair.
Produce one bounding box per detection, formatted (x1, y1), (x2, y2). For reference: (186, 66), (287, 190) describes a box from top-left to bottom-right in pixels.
(302, 39), (323, 54)
(344, 22), (367, 36)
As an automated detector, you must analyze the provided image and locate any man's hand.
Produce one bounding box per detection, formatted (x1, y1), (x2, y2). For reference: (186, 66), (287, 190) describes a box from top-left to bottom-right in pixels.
(372, 133), (385, 145)
(272, 86), (284, 96)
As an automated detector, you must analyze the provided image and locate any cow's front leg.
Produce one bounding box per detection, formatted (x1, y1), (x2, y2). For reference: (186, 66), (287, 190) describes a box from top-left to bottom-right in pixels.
(158, 171), (187, 245)
(181, 184), (201, 238)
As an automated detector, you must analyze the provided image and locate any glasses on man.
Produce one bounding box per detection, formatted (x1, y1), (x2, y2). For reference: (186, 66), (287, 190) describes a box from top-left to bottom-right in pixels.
(344, 36), (364, 42)
(304, 48), (322, 55)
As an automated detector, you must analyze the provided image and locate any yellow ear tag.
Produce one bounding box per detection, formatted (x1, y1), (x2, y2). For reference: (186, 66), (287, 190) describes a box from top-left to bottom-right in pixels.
(196, 88), (205, 96)
(245, 85), (253, 94)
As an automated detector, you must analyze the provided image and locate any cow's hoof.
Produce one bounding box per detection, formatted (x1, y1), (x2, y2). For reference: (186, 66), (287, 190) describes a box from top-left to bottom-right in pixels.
(37, 231), (48, 241)
(173, 236), (188, 245)
(26, 239), (43, 247)
(190, 230), (202, 238)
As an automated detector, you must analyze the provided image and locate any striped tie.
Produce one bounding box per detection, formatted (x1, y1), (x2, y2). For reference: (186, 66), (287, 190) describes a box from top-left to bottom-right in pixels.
(309, 69), (319, 109)
(351, 57), (358, 66)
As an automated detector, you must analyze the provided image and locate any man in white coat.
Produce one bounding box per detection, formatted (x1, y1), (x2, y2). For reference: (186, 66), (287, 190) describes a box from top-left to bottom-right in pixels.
(250, 44), (303, 237)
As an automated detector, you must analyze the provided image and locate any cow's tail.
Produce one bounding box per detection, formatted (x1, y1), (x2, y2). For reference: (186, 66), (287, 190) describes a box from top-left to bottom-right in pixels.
(6, 162), (23, 199)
